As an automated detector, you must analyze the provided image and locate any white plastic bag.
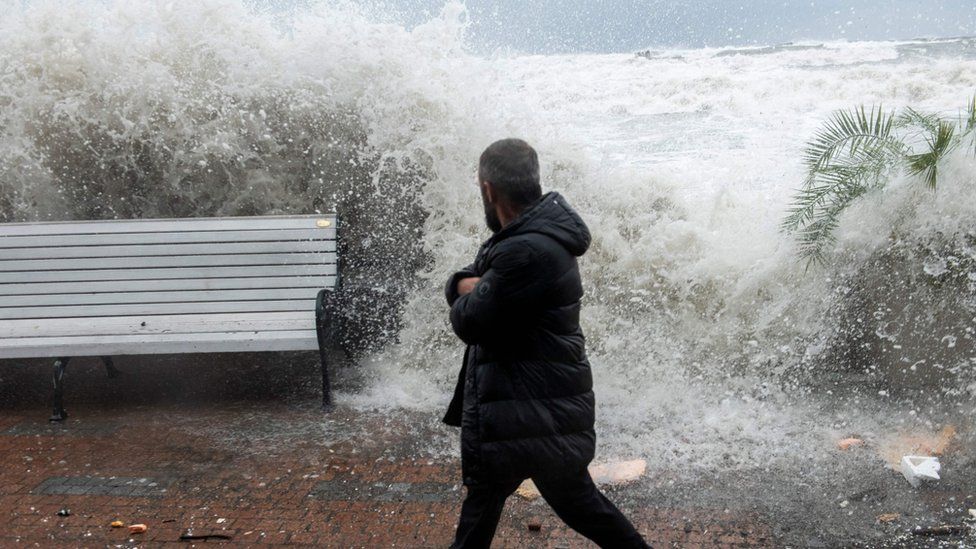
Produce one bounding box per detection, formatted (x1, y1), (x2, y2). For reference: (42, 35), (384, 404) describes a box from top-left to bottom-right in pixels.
(900, 455), (941, 487)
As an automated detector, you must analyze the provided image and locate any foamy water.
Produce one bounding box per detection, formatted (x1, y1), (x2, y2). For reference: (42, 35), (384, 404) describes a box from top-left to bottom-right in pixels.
(1, 1), (974, 478)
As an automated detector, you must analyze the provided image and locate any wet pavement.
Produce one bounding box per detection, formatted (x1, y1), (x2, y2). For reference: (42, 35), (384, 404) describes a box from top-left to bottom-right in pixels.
(0, 354), (972, 547)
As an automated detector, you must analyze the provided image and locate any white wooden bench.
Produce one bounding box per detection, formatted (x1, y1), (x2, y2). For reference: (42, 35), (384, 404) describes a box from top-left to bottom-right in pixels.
(0, 215), (340, 420)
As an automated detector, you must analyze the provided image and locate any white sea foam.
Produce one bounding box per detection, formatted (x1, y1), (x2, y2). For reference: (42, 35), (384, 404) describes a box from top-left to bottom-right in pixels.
(1, 1), (973, 476)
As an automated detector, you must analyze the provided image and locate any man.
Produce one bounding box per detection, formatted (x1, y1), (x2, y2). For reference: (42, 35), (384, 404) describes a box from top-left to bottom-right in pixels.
(444, 138), (650, 548)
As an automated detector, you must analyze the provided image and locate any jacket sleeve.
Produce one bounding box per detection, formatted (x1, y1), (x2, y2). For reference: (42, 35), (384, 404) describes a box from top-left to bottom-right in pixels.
(445, 263), (478, 306)
(449, 239), (549, 345)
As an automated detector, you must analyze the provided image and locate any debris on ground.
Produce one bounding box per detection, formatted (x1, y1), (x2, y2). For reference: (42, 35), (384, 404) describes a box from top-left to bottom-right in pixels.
(924, 425), (956, 455)
(110, 520), (124, 528)
(899, 456), (941, 487)
(837, 437), (865, 451)
(179, 533), (233, 541)
(516, 460), (648, 501)
(588, 459), (647, 485)
(880, 425), (957, 467)
(877, 513), (900, 523)
(516, 480), (541, 501)
(912, 524), (969, 537)
(56, 507), (70, 517)
(128, 524), (147, 534)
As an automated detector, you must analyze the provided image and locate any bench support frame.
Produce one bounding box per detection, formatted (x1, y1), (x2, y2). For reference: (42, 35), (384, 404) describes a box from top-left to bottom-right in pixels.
(49, 356), (122, 422)
(50, 357), (69, 422)
(315, 289), (336, 411)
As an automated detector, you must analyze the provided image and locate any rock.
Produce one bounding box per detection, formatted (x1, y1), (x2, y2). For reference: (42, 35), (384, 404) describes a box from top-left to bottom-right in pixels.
(56, 508), (70, 517)
(877, 513), (900, 523)
(110, 520), (124, 528)
(128, 524), (147, 534)
(837, 438), (865, 451)
(515, 459), (648, 501)
(516, 480), (541, 501)
(588, 459), (647, 485)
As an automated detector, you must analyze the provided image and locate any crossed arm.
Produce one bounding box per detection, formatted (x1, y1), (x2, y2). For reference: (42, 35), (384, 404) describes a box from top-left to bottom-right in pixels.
(445, 239), (550, 345)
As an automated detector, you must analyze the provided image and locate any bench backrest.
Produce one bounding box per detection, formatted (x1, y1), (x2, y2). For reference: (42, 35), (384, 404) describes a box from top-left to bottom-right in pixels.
(0, 215), (338, 321)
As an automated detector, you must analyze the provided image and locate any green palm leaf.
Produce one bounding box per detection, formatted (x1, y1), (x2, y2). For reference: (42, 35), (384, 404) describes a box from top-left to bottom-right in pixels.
(784, 98), (971, 266)
(785, 106), (903, 264)
(966, 95), (976, 156)
(803, 106), (899, 172)
(783, 163), (878, 264)
(906, 120), (957, 189)
(967, 95), (976, 132)
(898, 108), (942, 133)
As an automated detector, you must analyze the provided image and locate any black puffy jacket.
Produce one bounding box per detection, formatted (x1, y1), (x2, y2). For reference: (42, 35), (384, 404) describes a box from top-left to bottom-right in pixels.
(444, 192), (595, 485)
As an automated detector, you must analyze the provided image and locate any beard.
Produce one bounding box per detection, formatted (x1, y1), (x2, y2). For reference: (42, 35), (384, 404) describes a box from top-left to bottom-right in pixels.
(482, 190), (502, 233)
(484, 204), (502, 233)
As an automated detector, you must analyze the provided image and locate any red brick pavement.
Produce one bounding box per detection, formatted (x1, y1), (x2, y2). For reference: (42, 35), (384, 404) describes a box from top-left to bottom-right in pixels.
(0, 404), (777, 548)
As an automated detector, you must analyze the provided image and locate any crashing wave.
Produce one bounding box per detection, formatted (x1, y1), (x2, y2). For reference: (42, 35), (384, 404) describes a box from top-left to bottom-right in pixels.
(0, 0), (973, 474)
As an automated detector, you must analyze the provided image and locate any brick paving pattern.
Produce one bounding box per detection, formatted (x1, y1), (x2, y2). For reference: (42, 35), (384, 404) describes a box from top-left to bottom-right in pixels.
(0, 406), (775, 548)
(11, 356), (969, 547)
(33, 476), (173, 498)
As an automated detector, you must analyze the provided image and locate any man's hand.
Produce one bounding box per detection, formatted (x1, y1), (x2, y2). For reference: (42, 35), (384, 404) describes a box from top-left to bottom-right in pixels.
(457, 277), (481, 297)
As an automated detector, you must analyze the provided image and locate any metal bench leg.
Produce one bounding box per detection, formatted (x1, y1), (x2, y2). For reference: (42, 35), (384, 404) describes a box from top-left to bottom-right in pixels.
(102, 356), (120, 379)
(319, 346), (333, 412)
(316, 289), (335, 412)
(49, 357), (70, 422)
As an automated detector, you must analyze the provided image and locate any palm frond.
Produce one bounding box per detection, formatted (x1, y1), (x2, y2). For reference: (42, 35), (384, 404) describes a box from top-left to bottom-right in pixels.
(782, 164), (876, 230)
(803, 106), (899, 172)
(967, 95), (976, 132)
(897, 108), (944, 144)
(898, 107), (942, 133)
(906, 120), (957, 189)
(794, 215), (839, 268)
(784, 163), (877, 263)
(966, 95), (976, 156)
(793, 189), (871, 267)
(785, 97), (973, 267)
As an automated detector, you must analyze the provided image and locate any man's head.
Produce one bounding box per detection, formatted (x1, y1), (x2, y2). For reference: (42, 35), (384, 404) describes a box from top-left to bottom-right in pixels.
(478, 138), (542, 232)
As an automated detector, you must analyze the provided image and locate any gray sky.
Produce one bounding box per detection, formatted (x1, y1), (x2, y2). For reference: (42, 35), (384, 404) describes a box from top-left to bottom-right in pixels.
(357, 0), (976, 53)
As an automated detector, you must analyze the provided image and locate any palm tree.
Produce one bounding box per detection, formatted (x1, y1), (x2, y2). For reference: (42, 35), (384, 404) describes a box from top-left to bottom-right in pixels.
(783, 97), (976, 265)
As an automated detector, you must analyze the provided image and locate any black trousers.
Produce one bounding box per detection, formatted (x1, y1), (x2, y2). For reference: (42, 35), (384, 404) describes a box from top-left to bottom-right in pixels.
(450, 467), (650, 549)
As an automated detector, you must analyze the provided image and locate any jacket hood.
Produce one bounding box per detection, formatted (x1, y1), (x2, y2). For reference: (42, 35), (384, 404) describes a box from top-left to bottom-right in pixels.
(494, 192), (591, 257)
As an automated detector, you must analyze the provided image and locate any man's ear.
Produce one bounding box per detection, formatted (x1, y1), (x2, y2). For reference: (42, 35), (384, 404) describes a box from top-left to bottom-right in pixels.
(482, 181), (497, 204)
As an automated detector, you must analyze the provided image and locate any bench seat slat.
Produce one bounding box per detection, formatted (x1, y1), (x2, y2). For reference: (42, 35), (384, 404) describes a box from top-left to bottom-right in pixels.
(1, 252), (336, 272)
(1, 240), (335, 260)
(0, 312), (315, 338)
(0, 276), (336, 296)
(0, 264), (336, 284)
(0, 330), (320, 359)
(2, 288), (322, 308)
(0, 300), (317, 320)
(0, 215), (335, 237)
(0, 228), (336, 249)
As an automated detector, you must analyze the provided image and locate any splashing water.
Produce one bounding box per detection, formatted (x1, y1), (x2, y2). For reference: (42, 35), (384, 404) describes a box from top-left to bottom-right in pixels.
(1, 1), (974, 484)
